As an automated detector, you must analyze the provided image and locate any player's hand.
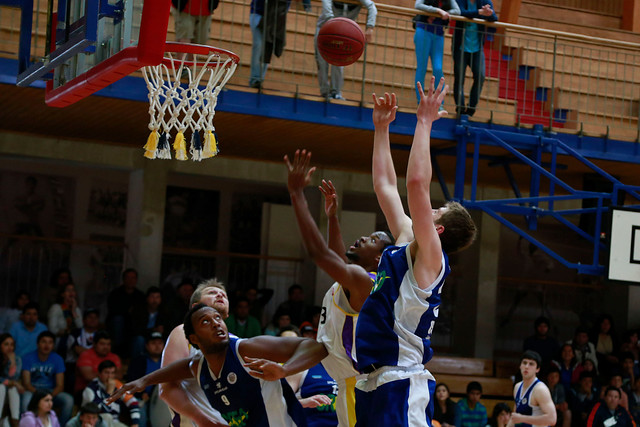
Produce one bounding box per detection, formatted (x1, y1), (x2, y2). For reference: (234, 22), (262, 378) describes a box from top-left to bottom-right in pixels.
(319, 179), (338, 218)
(243, 356), (286, 381)
(372, 92), (398, 127)
(416, 77), (448, 123)
(285, 149), (316, 194)
(300, 394), (333, 408)
(509, 412), (523, 424)
(104, 379), (145, 404)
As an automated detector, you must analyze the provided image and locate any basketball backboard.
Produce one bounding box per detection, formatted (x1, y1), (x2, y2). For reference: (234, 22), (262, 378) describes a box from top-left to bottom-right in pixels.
(607, 206), (640, 284)
(15, 0), (171, 107)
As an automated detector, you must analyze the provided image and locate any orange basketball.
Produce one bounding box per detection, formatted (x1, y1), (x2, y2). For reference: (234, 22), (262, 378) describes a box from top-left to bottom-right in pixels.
(317, 17), (366, 67)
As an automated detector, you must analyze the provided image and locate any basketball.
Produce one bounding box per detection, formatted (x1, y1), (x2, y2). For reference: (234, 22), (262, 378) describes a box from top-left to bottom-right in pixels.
(317, 17), (366, 67)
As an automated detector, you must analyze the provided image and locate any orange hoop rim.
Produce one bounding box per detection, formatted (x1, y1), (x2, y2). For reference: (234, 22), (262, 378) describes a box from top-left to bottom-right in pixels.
(158, 41), (240, 69)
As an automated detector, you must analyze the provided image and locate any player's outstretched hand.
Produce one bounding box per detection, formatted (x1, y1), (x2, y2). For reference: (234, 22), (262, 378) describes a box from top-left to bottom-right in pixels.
(372, 92), (398, 127)
(243, 356), (286, 381)
(416, 77), (448, 123)
(319, 179), (338, 218)
(285, 149), (316, 194)
(300, 394), (333, 408)
(104, 379), (146, 405)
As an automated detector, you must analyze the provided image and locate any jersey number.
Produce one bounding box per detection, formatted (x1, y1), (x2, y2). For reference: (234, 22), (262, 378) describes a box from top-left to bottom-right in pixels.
(320, 306), (327, 325)
(221, 395), (230, 406)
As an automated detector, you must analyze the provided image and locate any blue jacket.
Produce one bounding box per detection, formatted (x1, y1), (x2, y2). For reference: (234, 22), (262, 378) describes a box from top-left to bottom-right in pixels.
(452, 0), (497, 53)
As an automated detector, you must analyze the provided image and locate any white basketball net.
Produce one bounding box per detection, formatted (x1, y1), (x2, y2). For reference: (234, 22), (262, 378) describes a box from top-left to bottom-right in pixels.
(142, 49), (238, 161)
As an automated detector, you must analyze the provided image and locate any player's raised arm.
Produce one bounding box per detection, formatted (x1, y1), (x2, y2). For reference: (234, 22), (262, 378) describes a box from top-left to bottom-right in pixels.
(285, 149), (376, 310)
(319, 179), (348, 262)
(406, 78), (448, 286)
(372, 92), (413, 244)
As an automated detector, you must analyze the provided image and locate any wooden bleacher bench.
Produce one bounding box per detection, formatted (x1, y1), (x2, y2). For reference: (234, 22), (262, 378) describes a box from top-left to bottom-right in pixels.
(428, 355), (494, 377)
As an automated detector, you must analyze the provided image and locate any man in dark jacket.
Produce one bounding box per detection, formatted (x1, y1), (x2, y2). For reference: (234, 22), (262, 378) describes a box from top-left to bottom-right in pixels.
(587, 386), (636, 427)
(451, 0), (497, 117)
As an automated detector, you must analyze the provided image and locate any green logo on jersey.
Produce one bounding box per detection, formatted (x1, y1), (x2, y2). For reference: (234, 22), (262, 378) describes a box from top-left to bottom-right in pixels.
(222, 409), (249, 427)
(316, 394), (337, 413)
(371, 270), (389, 293)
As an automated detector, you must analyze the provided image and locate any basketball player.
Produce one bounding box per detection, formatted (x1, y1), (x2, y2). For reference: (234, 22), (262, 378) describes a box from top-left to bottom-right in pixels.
(108, 304), (327, 426)
(509, 350), (557, 427)
(159, 279), (231, 426)
(284, 150), (393, 426)
(353, 78), (477, 426)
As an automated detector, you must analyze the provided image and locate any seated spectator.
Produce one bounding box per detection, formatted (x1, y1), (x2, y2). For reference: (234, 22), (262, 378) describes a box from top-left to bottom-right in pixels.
(486, 402), (510, 427)
(47, 284), (83, 341)
(629, 376), (640, 424)
(75, 331), (121, 393)
(126, 331), (166, 427)
(547, 366), (571, 427)
(245, 287), (273, 327)
(278, 325), (300, 338)
(620, 330), (639, 362)
(591, 314), (620, 378)
(82, 361), (140, 427)
(454, 381), (487, 426)
(300, 324), (316, 340)
(601, 371), (629, 410)
(275, 284), (309, 327)
(9, 303), (47, 358)
(131, 287), (168, 358)
(166, 280), (195, 329)
(225, 297), (261, 338)
(568, 325), (599, 370)
(578, 358), (601, 390)
(587, 386), (635, 427)
(21, 331), (73, 425)
(264, 309), (293, 336)
(523, 316), (559, 374)
(570, 371), (598, 427)
(621, 352), (638, 394)
(552, 343), (580, 392)
(107, 268), (145, 356)
(19, 389), (60, 427)
(0, 291), (30, 334)
(0, 333), (23, 427)
(64, 308), (100, 394)
(40, 268), (74, 320)
(433, 382), (456, 427)
(64, 402), (106, 427)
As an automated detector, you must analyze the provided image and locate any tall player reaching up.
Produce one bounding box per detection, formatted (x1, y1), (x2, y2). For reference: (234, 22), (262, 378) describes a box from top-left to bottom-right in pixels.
(278, 149), (393, 426)
(353, 78), (477, 427)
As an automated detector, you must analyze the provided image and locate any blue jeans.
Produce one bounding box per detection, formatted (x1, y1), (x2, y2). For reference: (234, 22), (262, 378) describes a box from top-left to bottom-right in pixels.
(414, 26), (444, 103)
(249, 13), (269, 86)
(453, 49), (485, 113)
(21, 391), (74, 426)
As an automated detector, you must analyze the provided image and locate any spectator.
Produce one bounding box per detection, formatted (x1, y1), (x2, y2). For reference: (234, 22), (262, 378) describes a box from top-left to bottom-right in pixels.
(63, 309), (100, 394)
(171, 0), (219, 53)
(275, 284), (310, 327)
(314, 0), (377, 100)
(9, 303), (48, 358)
(168, 280), (195, 329)
(40, 269), (73, 318)
(245, 287), (273, 327)
(486, 402), (510, 427)
(75, 331), (121, 393)
(0, 291), (30, 333)
(622, 352), (639, 395)
(569, 325), (599, 370)
(601, 372), (629, 410)
(300, 324), (316, 339)
(621, 330), (639, 362)
(413, 0), (460, 104)
(586, 386), (635, 427)
(278, 325), (301, 338)
(64, 402), (106, 427)
(20, 331), (73, 425)
(454, 381), (487, 427)
(0, 333), (22, 427)
(591, 314), (620, 377)
(126, 331), (166, 427)
(225, 297), (262, 338)
(18, 389), (60, 427)
(451, 0), (497, 117)
(579, 358), (601, 390)
(547, 366), (571, 427)
(522, 316), (559, 374)
(433, 382), (456, 427)
(629, 376), (640, 424)
(82, 361), (140, 427)
(131, 287), (168, 358)
(47, 284), (83, 339)
(552, 343), (580, 392)
(264, 309), (292, 336)
(570, 371), (598, 427)
(106, 268), (145, 356)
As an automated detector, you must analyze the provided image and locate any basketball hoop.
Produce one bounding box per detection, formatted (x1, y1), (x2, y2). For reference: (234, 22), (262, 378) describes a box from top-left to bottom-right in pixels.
(142, 42), (239, 161)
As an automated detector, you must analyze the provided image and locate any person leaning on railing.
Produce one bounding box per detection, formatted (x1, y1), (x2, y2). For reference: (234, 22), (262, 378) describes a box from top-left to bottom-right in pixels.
(451, 0), (497, 117)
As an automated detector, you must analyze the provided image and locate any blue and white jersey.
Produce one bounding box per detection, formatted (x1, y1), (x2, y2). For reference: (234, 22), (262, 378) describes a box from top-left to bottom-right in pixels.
(196, 337), (307, 427)
(299, 363), (339, 427)
(355, 243), (450, 371)
(515, 379), (546, 427)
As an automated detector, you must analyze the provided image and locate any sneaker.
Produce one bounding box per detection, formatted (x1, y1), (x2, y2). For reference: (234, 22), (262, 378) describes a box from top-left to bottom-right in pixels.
(249, 81), (262, 89)
(331, 93), (345, 100)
